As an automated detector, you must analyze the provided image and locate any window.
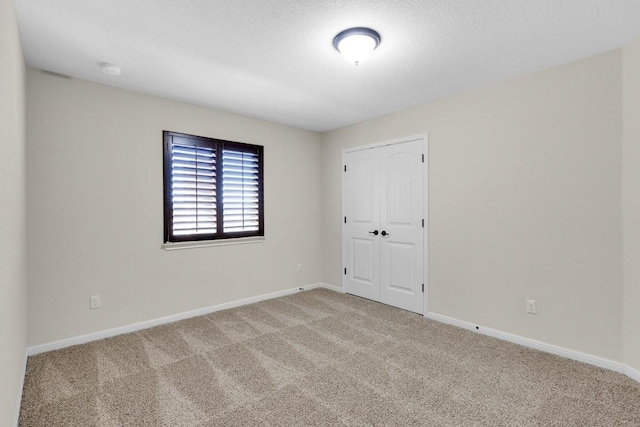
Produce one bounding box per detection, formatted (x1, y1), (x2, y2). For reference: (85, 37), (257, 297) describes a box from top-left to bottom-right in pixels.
(163, 131), (264, 243)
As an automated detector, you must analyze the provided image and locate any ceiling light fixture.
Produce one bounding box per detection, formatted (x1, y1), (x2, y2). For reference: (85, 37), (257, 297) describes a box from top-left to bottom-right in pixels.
(101, 63), (121, 76)
(333, 27), (381, 66)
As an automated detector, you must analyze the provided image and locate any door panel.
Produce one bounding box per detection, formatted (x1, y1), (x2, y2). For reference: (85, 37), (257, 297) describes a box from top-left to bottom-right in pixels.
(344, 149), (380, 302)
(352, 238), (374, 282)
(380, 140), (424, 313)
(388, 242), (416, 293)
(353, 160), (374, 223)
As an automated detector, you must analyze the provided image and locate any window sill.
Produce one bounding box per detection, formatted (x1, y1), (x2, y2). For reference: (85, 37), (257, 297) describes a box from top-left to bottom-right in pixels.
(162, 236), (265, 251)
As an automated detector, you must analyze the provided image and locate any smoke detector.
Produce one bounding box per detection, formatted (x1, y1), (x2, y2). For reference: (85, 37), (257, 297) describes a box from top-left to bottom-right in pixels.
(100, 63), (121, 76)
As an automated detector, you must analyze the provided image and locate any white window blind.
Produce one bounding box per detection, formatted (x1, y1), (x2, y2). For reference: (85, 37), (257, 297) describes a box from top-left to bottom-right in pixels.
(171, 144), (217, 235)
(222, 149), (260, 233)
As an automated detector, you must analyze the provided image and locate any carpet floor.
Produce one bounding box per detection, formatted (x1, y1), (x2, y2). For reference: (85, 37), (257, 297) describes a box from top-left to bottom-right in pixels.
(19, 288), (640, 426)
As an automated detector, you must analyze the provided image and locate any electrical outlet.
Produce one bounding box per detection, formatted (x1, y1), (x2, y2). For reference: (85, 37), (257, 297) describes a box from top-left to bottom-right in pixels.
(297, 263), (303, 273)
(526, 299), (536, 314)
(90, 295), (101, 310)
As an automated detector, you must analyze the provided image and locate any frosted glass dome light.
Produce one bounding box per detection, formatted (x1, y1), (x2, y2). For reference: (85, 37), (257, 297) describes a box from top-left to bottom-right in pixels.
(333, 27), (381, 66)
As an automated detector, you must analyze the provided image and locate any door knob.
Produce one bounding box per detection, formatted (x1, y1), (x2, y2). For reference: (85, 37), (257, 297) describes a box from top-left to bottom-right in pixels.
(381, 230), (389, 237)
(369, 230), (379, 236)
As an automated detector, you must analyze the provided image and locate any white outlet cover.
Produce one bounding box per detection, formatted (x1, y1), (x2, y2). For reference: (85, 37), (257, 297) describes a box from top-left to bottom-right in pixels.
(90, 295), (101, 309)
(526, 299), (536, 314)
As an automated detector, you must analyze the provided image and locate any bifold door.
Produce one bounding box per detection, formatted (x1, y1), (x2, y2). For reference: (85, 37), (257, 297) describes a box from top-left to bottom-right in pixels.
(343, 138), (425, 314)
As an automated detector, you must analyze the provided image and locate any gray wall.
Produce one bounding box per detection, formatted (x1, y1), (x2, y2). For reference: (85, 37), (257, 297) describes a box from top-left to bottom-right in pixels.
(0, 0), (27, 423)
(322, 50), (624, 361)
(26, 69), (323, 346)
(623, 39), (640, 373)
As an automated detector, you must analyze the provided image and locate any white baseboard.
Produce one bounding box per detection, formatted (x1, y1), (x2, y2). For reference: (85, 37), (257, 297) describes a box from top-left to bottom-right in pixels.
(299, 283), (344, 293)
(426, 311), (640, 383)
(310, 286), (640, 384)
(28, 283), (328, 356)
(318, 285), (639, 384)
(625, 365), (640, 383)
(26, 282), (638, 386)
(298, 283), (322, 291)
(319, 283), (345, 293)
(14, 348), (27, 427)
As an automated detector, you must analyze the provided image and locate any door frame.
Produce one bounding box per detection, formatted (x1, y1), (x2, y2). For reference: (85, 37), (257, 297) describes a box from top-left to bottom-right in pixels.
(342, 133), (429, 316)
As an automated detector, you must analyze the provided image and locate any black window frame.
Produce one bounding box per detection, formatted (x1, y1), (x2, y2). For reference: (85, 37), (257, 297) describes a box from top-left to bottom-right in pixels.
(163, 130), (264, 243)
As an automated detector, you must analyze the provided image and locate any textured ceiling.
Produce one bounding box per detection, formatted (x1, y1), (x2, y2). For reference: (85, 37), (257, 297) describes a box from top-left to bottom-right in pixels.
(14, 0), (640, 132)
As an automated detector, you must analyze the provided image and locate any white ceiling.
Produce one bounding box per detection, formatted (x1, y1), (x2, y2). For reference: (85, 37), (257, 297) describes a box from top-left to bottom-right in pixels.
(14, 0), (640, 132)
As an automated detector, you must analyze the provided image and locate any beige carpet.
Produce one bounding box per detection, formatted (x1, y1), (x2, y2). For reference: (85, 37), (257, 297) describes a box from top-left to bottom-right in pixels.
(19, 288), (640, 426)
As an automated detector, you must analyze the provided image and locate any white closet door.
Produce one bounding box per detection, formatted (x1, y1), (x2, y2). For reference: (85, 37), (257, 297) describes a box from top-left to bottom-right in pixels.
(379, 140), (424, 314)
(343, 138), (425, 314)
(344, 148), (381, 302)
